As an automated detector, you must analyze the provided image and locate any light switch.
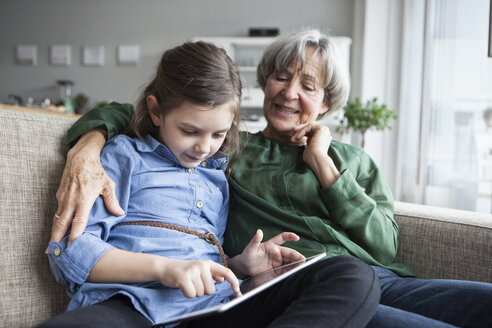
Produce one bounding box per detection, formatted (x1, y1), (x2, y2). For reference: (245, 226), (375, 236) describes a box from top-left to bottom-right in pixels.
(82, 46), (104, 66)
(51, 45), (71, 66)
(117, 45), (139, 65)
(16, 45), (37, 65)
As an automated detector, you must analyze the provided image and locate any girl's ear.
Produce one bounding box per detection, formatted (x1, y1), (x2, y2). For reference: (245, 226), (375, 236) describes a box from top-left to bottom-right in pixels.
(146, 95), (162, 126)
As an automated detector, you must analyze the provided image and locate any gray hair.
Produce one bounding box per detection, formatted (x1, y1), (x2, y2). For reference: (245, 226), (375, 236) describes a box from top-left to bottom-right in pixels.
(257, 29), (350, 117)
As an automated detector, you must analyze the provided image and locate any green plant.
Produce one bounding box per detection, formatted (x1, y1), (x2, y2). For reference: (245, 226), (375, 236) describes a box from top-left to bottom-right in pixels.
(96, 101), (109, 108)
(74, 93), (89, 113)
(337, 97), (397, 148)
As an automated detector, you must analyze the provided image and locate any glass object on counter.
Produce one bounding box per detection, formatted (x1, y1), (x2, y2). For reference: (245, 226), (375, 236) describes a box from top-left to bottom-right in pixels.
(57, 80), (75, 114)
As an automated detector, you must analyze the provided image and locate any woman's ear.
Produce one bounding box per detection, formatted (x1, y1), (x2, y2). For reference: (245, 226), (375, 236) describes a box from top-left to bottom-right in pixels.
(146, 95), (162, 126)
(319, 103), (329, 115)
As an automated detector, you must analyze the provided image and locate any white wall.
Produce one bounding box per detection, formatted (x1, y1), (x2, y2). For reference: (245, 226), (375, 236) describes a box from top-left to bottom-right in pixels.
(352, 0), (404, 193)
(0, 0), (355, 108)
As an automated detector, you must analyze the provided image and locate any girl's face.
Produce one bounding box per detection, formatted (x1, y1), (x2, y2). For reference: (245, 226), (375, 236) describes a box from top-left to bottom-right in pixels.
(150, 99), (236, 168)
(262, 47), (329, 144)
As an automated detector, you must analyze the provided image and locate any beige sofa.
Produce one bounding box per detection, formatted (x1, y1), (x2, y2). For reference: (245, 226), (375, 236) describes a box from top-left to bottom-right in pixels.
(1, 107), (491, 327)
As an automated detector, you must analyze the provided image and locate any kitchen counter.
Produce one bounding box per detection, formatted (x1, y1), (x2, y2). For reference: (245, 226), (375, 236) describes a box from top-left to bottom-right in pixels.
(0, 103), (81, 118)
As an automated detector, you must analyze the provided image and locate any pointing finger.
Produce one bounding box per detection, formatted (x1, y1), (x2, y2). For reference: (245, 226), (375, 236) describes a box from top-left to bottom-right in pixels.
(211, 264), (241, 297)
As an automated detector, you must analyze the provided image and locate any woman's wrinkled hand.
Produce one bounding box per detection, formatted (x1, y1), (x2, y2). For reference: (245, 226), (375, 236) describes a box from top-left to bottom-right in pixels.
(291, 123), (331, 159)
(291, 123), (341, 188)
(49, 129), (124, 247)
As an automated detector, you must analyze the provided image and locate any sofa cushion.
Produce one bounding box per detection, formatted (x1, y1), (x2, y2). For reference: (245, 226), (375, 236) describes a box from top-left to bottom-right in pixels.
(0, 108), (74, 327)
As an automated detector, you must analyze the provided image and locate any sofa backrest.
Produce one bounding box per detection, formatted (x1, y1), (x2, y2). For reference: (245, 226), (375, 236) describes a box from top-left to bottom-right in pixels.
(0, 108), (75, 327)
(394, 201), (492, 283)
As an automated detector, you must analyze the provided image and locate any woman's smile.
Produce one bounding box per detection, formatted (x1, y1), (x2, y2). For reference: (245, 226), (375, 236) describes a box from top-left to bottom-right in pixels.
(275, 103), (300, 116)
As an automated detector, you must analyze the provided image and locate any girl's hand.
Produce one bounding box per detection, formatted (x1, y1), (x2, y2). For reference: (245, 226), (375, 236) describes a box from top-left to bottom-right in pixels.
(158, 258), (241, 298)
(291, 123), (340, 188)
(229, 229), (305, 278)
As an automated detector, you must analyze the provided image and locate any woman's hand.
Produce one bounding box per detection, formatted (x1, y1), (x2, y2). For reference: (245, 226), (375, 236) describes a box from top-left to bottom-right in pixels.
(291, 123), (341, 188)
(229, 229), (305, 278)
(49, 129), (124, 247)
(158, 258), (241, 298)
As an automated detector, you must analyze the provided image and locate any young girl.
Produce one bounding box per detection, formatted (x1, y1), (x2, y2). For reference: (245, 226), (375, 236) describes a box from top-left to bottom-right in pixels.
(40, 41), (379, 328)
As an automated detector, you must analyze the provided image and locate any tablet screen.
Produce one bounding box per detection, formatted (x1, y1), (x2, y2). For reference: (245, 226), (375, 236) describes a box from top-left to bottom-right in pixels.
(239, 254), (323, 294)
(152, 253), (326, 327)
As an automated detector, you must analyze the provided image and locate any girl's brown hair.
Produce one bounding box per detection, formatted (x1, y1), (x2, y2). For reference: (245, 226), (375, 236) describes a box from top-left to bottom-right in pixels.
(127, 41), (242, 157)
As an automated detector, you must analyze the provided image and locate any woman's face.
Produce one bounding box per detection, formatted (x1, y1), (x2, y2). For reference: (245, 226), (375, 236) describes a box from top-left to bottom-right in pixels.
(261, 47), (329, 144)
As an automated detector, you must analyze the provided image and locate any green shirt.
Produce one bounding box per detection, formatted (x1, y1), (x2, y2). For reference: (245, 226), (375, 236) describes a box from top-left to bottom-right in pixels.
(67, 103), (415, 277)
(66, 102), (134, 149)
(226, 132), (415, 277)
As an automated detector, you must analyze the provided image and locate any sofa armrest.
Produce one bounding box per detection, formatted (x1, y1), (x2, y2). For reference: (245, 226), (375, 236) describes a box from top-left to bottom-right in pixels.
(0, 108), (73, 326)
(393, 201), (492, 283)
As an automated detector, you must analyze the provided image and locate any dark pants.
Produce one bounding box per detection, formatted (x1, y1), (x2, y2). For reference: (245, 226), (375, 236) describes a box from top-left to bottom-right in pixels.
(37, 255), (379, 328)
(366, 266), (492, 328)
(36, 295), (152, 328)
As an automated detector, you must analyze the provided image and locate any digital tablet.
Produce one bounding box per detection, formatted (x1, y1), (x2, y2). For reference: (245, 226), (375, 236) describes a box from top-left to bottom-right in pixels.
(152, 252), (326, 327)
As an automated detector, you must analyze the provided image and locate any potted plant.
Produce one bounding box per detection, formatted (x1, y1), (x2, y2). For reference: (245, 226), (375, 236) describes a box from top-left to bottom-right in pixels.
(74, 93), (89, 114)
(337, 97), (397, 148)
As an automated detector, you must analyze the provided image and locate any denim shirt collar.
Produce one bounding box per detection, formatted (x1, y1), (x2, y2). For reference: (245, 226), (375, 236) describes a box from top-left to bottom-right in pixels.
(135, 134), (228, 170)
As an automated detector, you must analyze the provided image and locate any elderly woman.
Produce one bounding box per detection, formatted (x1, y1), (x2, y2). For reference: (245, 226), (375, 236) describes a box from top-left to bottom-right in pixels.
(51, 30), (492, 327)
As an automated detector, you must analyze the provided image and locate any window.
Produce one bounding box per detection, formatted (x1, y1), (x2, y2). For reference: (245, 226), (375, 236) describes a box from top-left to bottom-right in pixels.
(397, 0), (492, 213)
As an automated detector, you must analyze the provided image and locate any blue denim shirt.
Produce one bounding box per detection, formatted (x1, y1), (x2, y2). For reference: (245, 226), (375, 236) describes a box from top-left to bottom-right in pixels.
(48, 134), (235, 325)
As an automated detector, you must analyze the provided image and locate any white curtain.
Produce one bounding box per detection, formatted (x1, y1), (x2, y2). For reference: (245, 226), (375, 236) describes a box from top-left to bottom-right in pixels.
(397, 0), (492, 213)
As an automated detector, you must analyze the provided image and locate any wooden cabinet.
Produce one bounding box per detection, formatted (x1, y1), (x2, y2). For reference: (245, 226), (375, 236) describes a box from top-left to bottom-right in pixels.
(191, 36), (274, 109)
